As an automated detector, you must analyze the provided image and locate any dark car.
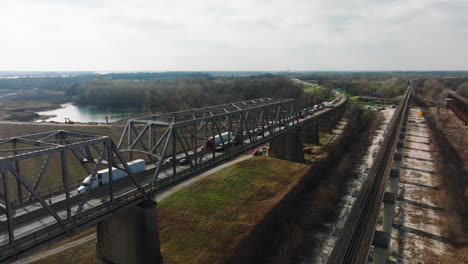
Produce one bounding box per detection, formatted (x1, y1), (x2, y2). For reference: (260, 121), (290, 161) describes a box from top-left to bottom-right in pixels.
(162, 157), (174, 165)
(178, 158), (190, 165)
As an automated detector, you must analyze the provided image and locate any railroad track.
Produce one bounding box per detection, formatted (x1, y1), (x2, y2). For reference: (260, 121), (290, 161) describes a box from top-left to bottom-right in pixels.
(328, 82), (412, 264)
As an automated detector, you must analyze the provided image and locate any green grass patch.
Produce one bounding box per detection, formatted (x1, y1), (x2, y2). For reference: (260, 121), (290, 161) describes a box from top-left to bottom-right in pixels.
(356, 102), (393, 108)
(33, 156), (310, 264)
(297, 83), (336, 101)
(319, 132), (333, 145)
(158, 157), (309, 263)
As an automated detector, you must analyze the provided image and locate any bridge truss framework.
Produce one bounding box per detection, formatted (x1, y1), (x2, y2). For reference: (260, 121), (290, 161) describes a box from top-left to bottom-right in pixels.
(0, 96), (348, 262)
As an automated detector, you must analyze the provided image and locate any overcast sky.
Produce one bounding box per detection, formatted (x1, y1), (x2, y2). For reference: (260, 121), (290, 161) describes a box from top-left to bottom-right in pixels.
(0, 0), (467, 71)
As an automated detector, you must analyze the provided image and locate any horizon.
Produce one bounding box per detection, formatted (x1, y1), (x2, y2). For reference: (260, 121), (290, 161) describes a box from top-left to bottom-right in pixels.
(1, 70), (468, 74)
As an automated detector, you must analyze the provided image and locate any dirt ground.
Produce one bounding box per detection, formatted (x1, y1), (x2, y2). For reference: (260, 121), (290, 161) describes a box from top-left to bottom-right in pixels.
(389, 108), (466, 263)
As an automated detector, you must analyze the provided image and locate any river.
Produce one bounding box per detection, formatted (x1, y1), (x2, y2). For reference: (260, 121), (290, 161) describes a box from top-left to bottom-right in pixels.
(35, 103), (145, 123)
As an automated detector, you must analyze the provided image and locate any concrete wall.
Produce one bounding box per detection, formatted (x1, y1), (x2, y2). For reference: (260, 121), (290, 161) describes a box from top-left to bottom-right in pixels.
(268, 129), (304, 162)
(302, 124), (319, 145)
(96, 199), (162, 264)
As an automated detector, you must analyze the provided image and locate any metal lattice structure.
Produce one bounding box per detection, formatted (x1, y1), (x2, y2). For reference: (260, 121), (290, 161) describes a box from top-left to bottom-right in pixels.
(0, 95), (347, 262)
(0, 131), (144, 261)
(118, 97), (298, 182)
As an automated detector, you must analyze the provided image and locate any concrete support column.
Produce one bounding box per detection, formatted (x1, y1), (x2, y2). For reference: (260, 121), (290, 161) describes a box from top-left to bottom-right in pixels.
(383, 192), (396, 234)
(399, 132), (406, 140)
(302, 124), (319, 145)
(269, 129), (304, 162)
(374, 247), (388, 264)
(389, 168), (400, 195)
(319, 118), (332, 133)
(393, 152), (402, 174)
(397, 140), (404, 149)
(97, 199), (163, 264)
(372, 231), (389, 264)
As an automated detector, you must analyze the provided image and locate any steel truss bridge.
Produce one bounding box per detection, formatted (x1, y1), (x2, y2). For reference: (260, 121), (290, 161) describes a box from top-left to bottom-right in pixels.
(0, 95), (346, 262)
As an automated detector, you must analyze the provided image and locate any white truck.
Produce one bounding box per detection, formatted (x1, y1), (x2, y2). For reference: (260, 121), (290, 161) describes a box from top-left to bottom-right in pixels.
(76, 159), (146, 194)
(203, 132), (235, 149)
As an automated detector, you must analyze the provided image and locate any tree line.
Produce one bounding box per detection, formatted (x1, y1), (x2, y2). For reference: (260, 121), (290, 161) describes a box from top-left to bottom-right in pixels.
(67, 75), (320, 112)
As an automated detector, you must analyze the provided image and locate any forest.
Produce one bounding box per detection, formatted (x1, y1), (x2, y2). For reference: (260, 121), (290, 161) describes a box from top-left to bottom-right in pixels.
(66, 75), (320, 112)
(296, 71), (468, 98)
(2, 72), (467, 114)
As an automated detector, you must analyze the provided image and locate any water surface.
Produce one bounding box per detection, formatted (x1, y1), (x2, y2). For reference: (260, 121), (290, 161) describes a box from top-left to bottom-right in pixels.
(36, 103), (144, 123)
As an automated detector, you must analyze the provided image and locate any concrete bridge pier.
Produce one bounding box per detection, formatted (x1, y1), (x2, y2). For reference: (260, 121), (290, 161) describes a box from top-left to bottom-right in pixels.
(331, 115), (339, 130)
(269, 129), (304, 162)
(319, 119), (332, 133)
(389, 168), (400, 195)
(302, 124), (319, 145)
(383, 192), (396, 234)
(372, 231), (390, 264)
(96, 199), (163, 264)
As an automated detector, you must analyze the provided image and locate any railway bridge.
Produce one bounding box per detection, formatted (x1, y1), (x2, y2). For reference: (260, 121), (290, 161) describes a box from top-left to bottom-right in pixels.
(328, 80), (413, 264)
(0, 94), (347, 263)
(447, 91), (468, 124)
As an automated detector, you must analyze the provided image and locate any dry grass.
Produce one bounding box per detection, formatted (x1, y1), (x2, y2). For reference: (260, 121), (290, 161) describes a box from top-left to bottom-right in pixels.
(424, 246), (468, 264)
(421, 109), (468, 247)
(0, 123), (126, 199)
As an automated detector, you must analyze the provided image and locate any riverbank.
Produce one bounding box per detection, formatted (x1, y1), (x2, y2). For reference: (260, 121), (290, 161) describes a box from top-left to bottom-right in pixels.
(35, 103), (147, 123)
(0, 89), (69, 122)
(0, 88), (147, 123)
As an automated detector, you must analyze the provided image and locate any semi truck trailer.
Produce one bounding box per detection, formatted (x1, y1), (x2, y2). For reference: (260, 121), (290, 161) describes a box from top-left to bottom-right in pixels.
(76, 159), (146, 194)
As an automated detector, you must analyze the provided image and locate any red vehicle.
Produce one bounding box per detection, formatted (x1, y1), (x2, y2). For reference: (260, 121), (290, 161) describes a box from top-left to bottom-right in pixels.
(252, 150), (262, 156)
(303, 148), (313, 154)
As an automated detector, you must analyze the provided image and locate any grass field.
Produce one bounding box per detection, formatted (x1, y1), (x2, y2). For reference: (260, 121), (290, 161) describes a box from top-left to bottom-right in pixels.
(33, 156), (310, 264)
(299, 83), (335, 101)
(319, 132), (334, 145)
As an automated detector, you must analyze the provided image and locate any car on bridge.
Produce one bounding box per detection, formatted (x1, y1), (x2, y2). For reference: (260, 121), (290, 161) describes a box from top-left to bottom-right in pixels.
(252, 149), (262, 156)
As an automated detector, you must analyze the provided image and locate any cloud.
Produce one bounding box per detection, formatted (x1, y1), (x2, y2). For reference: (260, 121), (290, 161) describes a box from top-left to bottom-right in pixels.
(0, 0), (466, 71)
(102, 14), (187, 31)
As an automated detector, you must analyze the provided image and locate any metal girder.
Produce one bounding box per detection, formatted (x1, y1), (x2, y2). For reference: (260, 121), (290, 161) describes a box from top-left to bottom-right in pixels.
(27, 154), (52, 201)
(9, 169), (62, 223)
(118, 98), (298, 183)
(0, 131), (137, 247)
(129, 98), (290, 123)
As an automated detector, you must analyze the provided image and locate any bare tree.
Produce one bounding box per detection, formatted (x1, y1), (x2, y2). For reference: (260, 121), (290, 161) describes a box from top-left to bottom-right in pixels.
(456, 82), (468, 98)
